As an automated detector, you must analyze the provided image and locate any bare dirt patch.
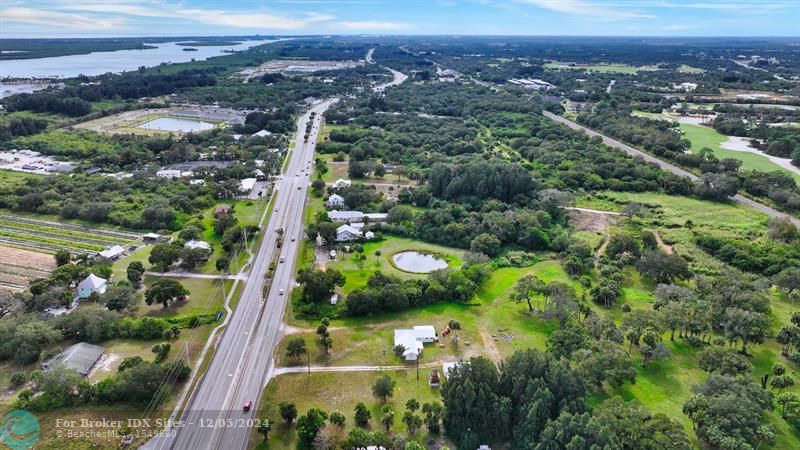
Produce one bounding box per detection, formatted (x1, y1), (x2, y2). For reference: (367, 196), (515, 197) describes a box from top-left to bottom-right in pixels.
(568, 209), (616, 232)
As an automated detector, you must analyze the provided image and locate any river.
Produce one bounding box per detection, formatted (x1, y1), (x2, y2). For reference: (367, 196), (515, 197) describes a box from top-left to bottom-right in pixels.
(0, 39), (276, 79)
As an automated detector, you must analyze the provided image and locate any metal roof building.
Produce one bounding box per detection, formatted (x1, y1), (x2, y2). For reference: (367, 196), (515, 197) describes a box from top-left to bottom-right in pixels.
(42, 342), (105, 377)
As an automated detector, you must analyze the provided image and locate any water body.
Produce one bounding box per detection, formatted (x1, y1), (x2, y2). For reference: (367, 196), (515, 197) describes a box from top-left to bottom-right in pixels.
(392, 251), (448, 273)
(0, 40), (275, 79)
(138, 117), (216, 132)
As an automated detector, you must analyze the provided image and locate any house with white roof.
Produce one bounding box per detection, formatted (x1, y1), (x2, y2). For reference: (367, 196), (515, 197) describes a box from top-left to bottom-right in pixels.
(335, 224), (363, 242)
(184, 240), (211, 251)
(240, 178), (257, 193)
(394, 326), (438, 361)
(76, 274), (107, 299)
(252, 129), (272, 138)
(98, 245), (125, 260)
(326, 194), (345, 208)
(329, 210), (364, 223)
(334, 179), (352, 189)
(156, 169), (182, 179)
(363, 213), (388, 222)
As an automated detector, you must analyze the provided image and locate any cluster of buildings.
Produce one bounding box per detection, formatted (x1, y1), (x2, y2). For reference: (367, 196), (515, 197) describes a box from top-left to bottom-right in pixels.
(508, 78), (556, 90)
(394, 325), (438, 361)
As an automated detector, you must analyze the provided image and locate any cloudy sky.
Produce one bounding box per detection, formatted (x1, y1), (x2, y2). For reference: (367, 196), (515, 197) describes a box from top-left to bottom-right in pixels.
(2, 0), (798, 37)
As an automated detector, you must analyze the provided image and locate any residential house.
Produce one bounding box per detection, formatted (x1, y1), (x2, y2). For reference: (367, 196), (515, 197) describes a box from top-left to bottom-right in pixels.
(76, 274), (107, 299)
(42, 342), (105, 377)
(240, 178), (257, 193)
(156, 169), (182, 179)
(185, 240), (211, 251)
(334, 178), (352, 189)
(326, 194), (345, 208)
(394, 326), (439, 361)
(252, 129), (272, 138)
(335, 224), (363, 242)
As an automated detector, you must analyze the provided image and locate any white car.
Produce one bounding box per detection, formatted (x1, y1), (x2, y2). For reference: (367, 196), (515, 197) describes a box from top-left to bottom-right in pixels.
(279, 289), (285, 296)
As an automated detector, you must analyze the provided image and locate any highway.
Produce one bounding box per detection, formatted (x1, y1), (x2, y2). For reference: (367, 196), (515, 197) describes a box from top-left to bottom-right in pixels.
(543, 110), (800, 227)
(144, 98), (337, 450)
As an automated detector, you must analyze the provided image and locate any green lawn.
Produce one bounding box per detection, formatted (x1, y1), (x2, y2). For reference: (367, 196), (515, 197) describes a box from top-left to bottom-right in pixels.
(680, 123), (800, 183)
(326, 236), (464, 294)
(139, 276), (231, 319)
(677, 64), (705, 74)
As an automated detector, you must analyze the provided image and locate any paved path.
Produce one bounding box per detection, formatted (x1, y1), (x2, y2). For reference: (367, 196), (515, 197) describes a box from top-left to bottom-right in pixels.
(564, 206), (622, 216)
(543, 111), (800, 227)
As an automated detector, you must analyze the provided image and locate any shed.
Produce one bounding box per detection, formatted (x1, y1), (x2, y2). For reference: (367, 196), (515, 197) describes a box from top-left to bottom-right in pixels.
(98, 245), (125, 260)
(42, 342), (105, 377)
(143, 232), (162, 243)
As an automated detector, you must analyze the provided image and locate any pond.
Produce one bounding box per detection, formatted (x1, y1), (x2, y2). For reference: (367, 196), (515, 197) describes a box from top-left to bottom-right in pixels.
(392, 251), (448, 273)
(137, 117), (216, 132)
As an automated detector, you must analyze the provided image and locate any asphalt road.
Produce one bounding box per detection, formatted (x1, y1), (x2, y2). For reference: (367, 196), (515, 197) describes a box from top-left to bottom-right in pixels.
(542, 110), (800, 227)
(143, 98), (337, 450)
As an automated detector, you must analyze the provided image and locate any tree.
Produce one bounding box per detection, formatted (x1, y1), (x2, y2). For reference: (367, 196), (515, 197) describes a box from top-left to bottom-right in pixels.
(723, 307), (770, 354)
(354, 402), (371, 427)
(329, 411), (346, 427)
(297, 268), (346, 304)
(286, 338), (308, 362)
(421, 402), (444, 434)
(774, 267), (800, 294)
(103, 283), (139, 312)
(698, 346), (752, 376)
(54, 249), (71, 267)
(280, 401), (298, 424)
(380, 404), (395, 432)
(372, 374), (396, 403)
(547, 324), (589, 360)
(542, 283), (579, 328)
(470, 233), (502, 257)
(534, 411), (613, 450)
(636, 251), (691, 284)
(694, 172), (740, 200)
(777, 392), (800, 418)
(256, 419), (271, 441)
(510, 275), (545, 313)
(683, 374), (774, 450)
(296, 408), (328, 450)
(574, 340), (636, 389)
(152, 342), (171, 364)
(126, 261), (145, 287)
(594, 397), (690, 450)
(402, 410), (423, 435)
(148, 243), (181, 272)
(144, 278), (189, 309)
(405, 398), (420, 412)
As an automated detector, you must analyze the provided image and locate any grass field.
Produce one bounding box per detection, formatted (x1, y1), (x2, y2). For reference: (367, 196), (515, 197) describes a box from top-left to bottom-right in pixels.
(677, 64), (705, 74)
(254, 370), (453, 449)
(544, 60), (660, 74)
(680, 123), (800, 183)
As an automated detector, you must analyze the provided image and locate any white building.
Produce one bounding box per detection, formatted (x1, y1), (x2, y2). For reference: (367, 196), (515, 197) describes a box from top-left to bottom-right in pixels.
(98, 245), (125, 260)
(394, 326), (439, 361)
(329, 210), (364, 223)
(184, 240), (211, 251)
(156, 169), (182, 179)
(252, 129), (272, 138)
(76, 274), (107, 299)
(363, 213), (388, 222)
(335, 224), (363, 242)
(240, 178), (257, 193)
(334, 179), (352, 189)
(326, 194), (345, 208)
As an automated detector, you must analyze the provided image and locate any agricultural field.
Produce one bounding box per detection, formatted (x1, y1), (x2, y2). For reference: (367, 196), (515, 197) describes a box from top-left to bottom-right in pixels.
(0, 246), (54, 291)
(0, 212), (140, 254)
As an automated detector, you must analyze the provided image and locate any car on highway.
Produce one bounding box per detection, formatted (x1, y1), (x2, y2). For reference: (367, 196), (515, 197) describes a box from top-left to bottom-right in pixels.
(291, 237), (296, 242)
(279, 289), (285, 295)
(279, 256), (285, 263)
(243, 400), (252, 412)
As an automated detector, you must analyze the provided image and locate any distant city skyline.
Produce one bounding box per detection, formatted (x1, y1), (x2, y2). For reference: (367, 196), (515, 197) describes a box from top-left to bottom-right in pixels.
(1, 0), (798, 38)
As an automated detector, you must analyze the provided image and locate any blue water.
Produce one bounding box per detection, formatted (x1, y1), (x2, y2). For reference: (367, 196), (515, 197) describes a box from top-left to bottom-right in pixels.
(392, 251), (448, 273)
(0, 40), (276, 79)
(138, 117), (216, 132)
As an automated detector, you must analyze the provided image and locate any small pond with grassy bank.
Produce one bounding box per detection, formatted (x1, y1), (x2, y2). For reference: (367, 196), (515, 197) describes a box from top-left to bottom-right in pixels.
(391, 250), (448, 273)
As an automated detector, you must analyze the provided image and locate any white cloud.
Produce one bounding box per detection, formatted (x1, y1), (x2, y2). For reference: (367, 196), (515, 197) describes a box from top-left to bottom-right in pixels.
(517, 0), (654, 20)
(337, 21), (411, 31)
(1, 6), (121, 29)
(664, 24), (692, 31)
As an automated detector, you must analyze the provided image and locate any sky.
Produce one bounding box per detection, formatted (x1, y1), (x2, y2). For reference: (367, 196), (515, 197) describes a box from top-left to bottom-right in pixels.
(1, 0), (799, 38)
